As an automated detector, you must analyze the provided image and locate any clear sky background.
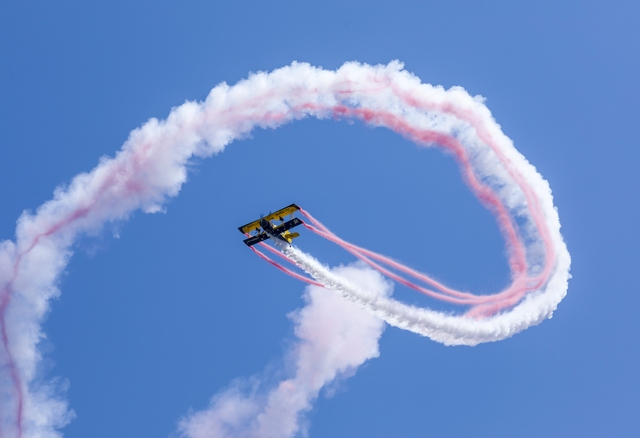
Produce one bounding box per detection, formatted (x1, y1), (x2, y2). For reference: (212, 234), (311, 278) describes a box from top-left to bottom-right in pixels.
(1, 1), (638, 437)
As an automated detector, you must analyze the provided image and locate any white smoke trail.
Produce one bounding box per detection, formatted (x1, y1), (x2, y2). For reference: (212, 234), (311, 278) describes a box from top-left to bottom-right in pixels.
(177, 265), (390, 438)
(283, 246), (569, 346)
(0, 60), (570, 436)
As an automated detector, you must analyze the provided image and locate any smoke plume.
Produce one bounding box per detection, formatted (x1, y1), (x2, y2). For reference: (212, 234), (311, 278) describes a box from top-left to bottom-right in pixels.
(0, 61), (570, 437)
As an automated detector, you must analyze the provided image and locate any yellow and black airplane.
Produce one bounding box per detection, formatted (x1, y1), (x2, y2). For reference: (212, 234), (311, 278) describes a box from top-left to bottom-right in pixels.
(238, 203), (303, 247)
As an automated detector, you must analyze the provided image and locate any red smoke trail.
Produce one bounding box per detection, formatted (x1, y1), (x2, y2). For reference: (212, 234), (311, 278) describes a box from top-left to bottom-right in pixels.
(211, 80), (552, 314)
(339, 105), (530, 279)
(299, 221), (493, 305)
(251, 204), (549, 316)
(243, 105), (554, 316)
(0, 141), (153, 438)
(0, 61), (568, 437)
(245, 104), (555, 314)
(387, 88), (556, 295)
(298, 210), (478, 299)
(237, 91), (553, 313)
(0, 206), (97, 438)
(299, 212), (529, 313)
(250, 245), (323, 288)
(324, 106), (552, 314)
(0, 286), (22, 438)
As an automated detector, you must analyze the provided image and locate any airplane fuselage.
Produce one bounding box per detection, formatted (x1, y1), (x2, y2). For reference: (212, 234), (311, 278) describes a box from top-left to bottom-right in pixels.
(259, 218), (290, 244)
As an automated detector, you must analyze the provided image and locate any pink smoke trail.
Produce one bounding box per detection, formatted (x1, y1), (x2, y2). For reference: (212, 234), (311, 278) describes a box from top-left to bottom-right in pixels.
(243, 104), (556, 315)
(300, 212), (530, 307)
(245, 108), (555, 315)
(249, 207), (540, 314)
(250, 245), (324, 288)
(0, 61), (570, 437)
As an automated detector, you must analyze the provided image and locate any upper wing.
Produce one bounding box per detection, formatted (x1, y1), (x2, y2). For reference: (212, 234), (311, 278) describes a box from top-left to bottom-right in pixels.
(238, 204), (301, 235)
(238, 219), (262, 235)
(262, 204), (301, 224)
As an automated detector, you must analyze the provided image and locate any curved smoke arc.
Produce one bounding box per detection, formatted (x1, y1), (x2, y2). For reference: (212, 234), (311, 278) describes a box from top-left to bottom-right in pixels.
(0, 61), (570, 437)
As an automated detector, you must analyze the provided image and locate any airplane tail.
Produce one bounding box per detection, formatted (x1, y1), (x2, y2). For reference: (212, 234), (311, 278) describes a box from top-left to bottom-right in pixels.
(282, 231), (300, 243)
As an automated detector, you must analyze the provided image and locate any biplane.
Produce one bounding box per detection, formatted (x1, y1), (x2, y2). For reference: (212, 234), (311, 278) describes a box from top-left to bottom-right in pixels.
(238, 203), (303, 247)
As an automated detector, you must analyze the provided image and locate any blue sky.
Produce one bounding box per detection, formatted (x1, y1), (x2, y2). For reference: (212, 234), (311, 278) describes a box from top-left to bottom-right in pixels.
(0, 1), (638, 437)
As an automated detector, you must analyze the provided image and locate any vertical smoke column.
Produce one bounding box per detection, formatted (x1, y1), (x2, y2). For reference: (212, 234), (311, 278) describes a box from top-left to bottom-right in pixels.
(177, 265), (391, 438)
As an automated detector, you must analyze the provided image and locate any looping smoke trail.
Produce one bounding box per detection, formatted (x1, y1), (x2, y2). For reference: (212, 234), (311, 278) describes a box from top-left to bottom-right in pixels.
(0, 60), (570, 437)
(298, 210), (540, 312)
